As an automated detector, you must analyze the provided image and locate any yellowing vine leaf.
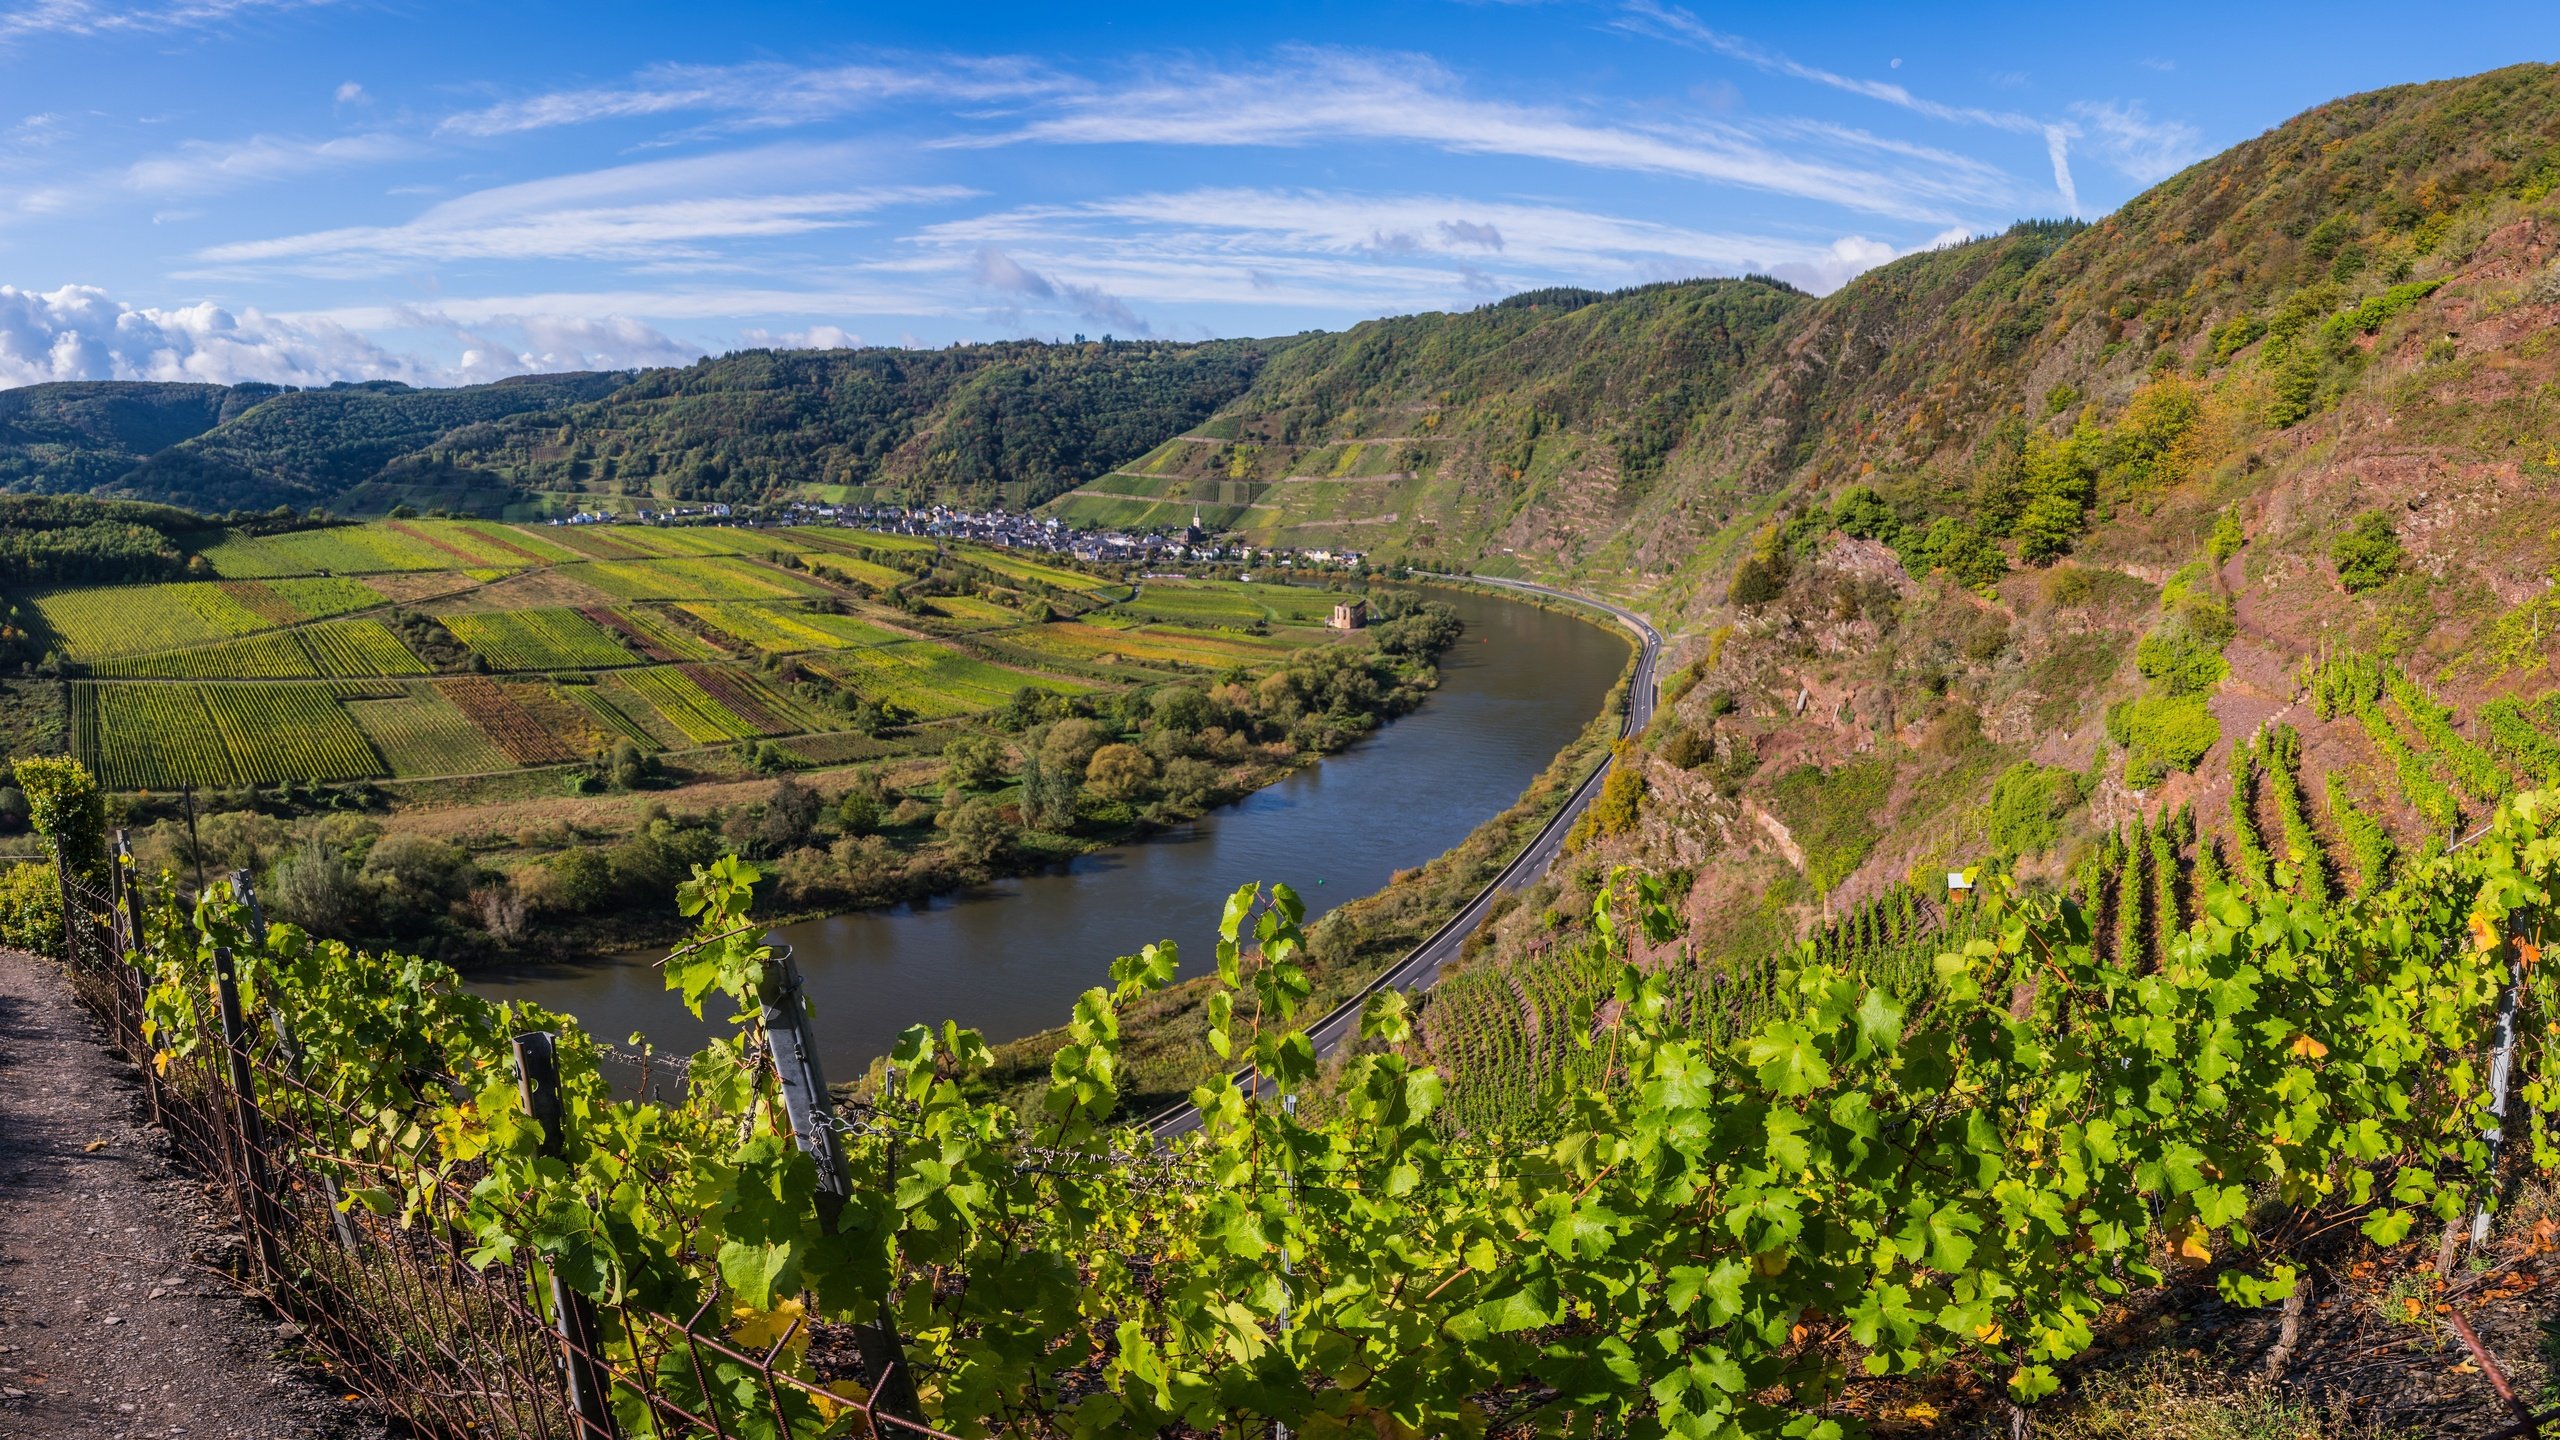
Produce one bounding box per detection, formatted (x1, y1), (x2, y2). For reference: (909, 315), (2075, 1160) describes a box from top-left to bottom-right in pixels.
(2289, 1034), (2329, 1059)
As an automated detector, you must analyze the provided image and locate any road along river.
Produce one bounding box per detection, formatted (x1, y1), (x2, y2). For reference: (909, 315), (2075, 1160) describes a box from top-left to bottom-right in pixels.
(476, 584), (1638, 1085)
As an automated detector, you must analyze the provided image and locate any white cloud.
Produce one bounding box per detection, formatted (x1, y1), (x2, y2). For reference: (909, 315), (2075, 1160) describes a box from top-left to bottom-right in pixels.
(439, 56), (1065, 138)
(740, 323), (862, 351)
(971, 247), (1150, 334)
(0, 281), (434, 386)
(192, 144), (973, 273)
(0, 0), (334, 45)
(962, 46), (1993, 223)
(333, 80), (365, 104)
(1616, 2), (2046, 136)
(913, 188), (1907, 302)
(2069, 99), (2204, 184)
(2046, 127), (2080, 216)
(0, 283), (726, 390)
(125, 131), (413, 195)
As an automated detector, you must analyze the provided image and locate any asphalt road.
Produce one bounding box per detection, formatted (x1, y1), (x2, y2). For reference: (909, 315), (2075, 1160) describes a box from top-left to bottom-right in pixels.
(1145, 575), (1662, 1140)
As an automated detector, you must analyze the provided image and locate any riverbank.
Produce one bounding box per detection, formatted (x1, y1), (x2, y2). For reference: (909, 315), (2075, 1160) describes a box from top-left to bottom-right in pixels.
(937, 602), (1638, 1119)
(475, 585), (1632, 1084)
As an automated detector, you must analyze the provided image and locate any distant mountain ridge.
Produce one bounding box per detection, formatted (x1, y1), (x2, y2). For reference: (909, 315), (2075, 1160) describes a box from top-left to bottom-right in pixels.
(0, 339), (1288, 519)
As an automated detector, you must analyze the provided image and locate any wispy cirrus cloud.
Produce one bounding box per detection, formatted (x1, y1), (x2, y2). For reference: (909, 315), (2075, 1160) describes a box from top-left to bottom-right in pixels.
(0, 0), (333, 45)
(439, 55), (1066, 138)
(191, 144), (974, 273)
(955, 46), (1998, 224)
(1609, 2), (2187, 216)
(908, 187), (1933, 309)
(2068, 98), (2204, 183)
(125, 131), (416, 194)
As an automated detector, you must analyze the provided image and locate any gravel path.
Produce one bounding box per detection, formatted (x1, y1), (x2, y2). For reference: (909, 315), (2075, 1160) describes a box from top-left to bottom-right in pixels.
(0, 947), (388, 1440)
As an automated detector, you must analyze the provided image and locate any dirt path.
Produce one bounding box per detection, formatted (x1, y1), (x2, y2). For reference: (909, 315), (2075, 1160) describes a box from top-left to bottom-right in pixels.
(0, 948), (387, 1440)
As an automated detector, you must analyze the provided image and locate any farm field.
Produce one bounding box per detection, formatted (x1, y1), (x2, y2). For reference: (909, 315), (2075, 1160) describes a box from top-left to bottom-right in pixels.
(346, 686), (513, 777)
(998, 620), (1306, 670)
(1121, 580), (1345, 627)
(72, 681), (386, 788)
(92, 618), (427, 679)
(17, 518), (1378, 792)
(441, 607), (640, 671)
(33, 577), (386, 659)
(815, 641), (1085, 719)
(567, 556), (832, 602)
(676, 602), (904, 654)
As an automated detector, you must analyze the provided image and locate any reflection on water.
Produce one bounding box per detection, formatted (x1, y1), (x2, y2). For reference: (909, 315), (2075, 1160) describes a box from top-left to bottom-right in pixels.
(474, 588), (1629, 1080)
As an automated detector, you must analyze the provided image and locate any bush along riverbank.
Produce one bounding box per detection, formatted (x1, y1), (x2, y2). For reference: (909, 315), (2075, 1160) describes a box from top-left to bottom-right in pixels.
(16, 590), (1464, 971)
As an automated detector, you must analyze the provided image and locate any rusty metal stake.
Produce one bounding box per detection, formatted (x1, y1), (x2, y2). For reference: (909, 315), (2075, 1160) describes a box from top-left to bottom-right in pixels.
(2447, 1307), (2544, 1437)
(511, 1031), (621, 1440)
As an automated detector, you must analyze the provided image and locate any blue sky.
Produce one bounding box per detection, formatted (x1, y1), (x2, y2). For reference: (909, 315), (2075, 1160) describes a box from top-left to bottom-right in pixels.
(0, 0), (2552, 388)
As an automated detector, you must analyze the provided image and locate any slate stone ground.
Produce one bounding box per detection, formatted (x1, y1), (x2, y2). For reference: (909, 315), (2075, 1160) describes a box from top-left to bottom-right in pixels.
(0, 946), (390, 1440)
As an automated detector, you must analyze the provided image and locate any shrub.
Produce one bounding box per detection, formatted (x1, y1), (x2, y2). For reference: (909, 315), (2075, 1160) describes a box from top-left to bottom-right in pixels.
(0, 861), (63, 956)
(2107, 693), (2219, 789)
(2206, 509), (2244, 563)
(1986, 762), (2080, 858)
(2134, 629), (2230, 697)
(2330, 511), (2404, 593)
(545, 846), (618, 914)
(1658, 727), (1713, 770)
(11, 755), (103, 877)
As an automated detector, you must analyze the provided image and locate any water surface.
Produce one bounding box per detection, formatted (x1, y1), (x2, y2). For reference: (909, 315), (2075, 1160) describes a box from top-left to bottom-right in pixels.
(476, 587), (1628, 1080)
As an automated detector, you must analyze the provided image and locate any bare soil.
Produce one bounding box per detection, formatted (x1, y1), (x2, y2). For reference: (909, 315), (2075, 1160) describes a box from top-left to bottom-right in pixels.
(0, 948), (389, 1440)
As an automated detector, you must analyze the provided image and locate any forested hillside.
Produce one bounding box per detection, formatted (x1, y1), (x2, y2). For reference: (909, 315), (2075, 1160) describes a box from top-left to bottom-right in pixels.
(401, 337), (1285, 511)
(0, 339), (1283, 517)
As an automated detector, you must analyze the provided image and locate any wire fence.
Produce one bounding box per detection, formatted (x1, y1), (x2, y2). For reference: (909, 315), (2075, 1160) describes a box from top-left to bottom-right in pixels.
(49, 834), (954, 1440)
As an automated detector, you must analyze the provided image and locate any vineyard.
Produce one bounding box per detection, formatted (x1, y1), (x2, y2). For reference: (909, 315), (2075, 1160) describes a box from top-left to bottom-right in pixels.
(437, 676), (582, 764)
(441, 607), (641, 670)
(588, 604), (726, 661)
(33, 576), (384, 660)
(20, 763), (2556, 1440)
(816, 639), (1083, 719)
(92, 618), (427, 679)
(344, 686), (513, 777)
(70, 681), (385, 786)
(675, 601), (902, 654)
(11, 521), (1359, 789)
(610, 664), (773, 743)
(569, 557), (830, 603)
(996, 618), (1304, 671)
(1122, 579), (1346, 627)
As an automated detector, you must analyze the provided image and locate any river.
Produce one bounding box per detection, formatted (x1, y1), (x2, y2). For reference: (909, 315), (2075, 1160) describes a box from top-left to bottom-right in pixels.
(474, 586), (1630, 1081)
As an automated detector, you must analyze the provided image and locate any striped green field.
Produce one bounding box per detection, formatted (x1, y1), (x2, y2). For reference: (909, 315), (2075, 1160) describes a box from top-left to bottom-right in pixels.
(346, 687), (513, 777)
(193, 520), (573, 577)
(73, 681), (384, 788)
(91, 619), (426, 679)
(676, 603), (904, 654)
(609, 666), (765, 743)
(819, 641), (1085, 719)
(569, 557), (832, 602)
(442, 608), (640, 670)
(953, 545), (1120, 597)
(34, 578), (384, 660)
